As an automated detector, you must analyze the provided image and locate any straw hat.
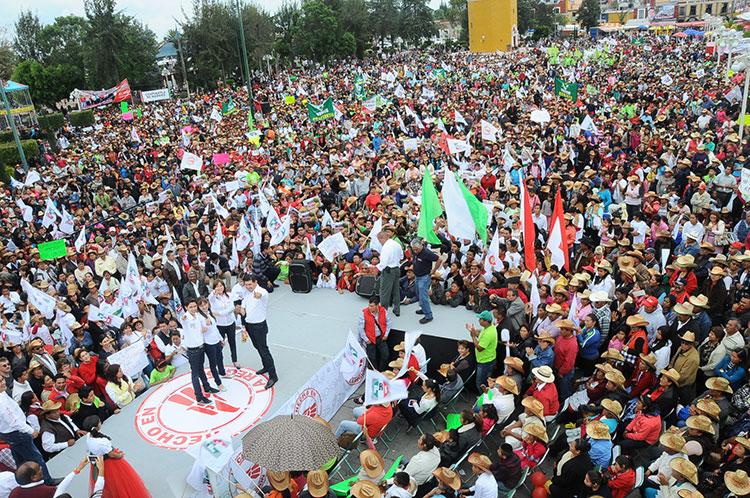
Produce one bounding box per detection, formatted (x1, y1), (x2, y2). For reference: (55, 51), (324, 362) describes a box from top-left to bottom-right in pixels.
(678, 331), (696, 344)
(433, 431), (450, 444)
(351, 480), (382, 498)
(696, 398), (721, 421)
(388, 358), (403, 370)
(557, 319), (578, 331)
(268, 471), (290, 491)
(536, 332), (556, 344)
(726, 470), (750, 496)
(496, 375), (519, 395)
(626, 315), (649, 327)
(522, 396), (545, 420)
(674, 255), (696, 268)
(41, 400), (62, 413)
(532, 365), (555, 383)
(709, 266), (726, 277)
(595, 363), (615, 374)
(639, 352), (657, 369)
(661, 368), (681, 384)
(686, 415), (715, 435)
(670, 457), (698, 485)
(601, 399), (623, 419)
(383, 371), (396, 380)
(601, 348), (625, 362)
(432, 467), (461, 491)
(659, 432), (686, 453)
(393, 342), (406, 352)
(359, 449), (385, 478)
(688, 295), (709, 310)
(437, 363), (453, 378)
(504, 356), (524, 373)
(467, 452), (492, 471)
(586, 421), (611, 440)
(605, 369), (626, 387)
(706, 376), (734, 394)
(306, 470), (330, 498)
(545, 303), (563, 314)
(523, 422), (548, 443)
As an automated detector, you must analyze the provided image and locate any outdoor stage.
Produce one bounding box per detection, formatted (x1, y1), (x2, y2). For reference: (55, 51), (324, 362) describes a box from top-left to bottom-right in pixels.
(46, 286), (475, 497)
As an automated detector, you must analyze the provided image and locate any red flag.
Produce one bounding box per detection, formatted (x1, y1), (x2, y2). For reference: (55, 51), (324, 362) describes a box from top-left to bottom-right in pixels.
(519, 180), (537, 271)
(546, 189), (569, 272)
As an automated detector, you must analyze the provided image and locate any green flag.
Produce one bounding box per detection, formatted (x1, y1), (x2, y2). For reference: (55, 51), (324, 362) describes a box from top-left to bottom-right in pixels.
(354, 75), (366, 100)
(247, 111), (255, 131)
(417, 169), (443, 245)
(554, 78), (578, 102)
(120, 101), (128, 113)
(445, 413), (462, 431)
(307, 97), (335, 122)
(457, 177), (488, 244)
(135, 109), (142, 119)
(221, 97), (237, 115)
(38, 239), (67, 260)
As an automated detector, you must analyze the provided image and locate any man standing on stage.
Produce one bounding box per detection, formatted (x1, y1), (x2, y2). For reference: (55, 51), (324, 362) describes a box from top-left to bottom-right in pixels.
(181, 300), (218, 404)
(358, 296), (392, 371)
(376, 229), (404, 317)
(238, 275), (278, 389)
(410, 237), (439, 324)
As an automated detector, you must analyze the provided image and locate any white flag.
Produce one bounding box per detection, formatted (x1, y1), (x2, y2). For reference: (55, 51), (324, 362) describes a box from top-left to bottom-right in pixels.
(568, 295), (579, 325)
(180, 151), (203, 172)
(24, 171), (40, 187)
(119, 253), (141, 298)
(74, 227), (86, 253)
(87, 305), (125, 328)
(321, 209), (334, 228)
(305, 237), (313, 261)
(131, 127), (141, 143)
(394, 84), (406, 99)
(362, 97), (377, 113)
(10, 177), (24, 190)
(368, 217), (383, 253)
(395, 331), (422, 378)
(364, 369), (409, 406)
(268, 212), (290, 246)
(59, 208), (75, 235)
(454, 109), (467, 126)
(257, 190), (272, 217)
(484, 228), (503, 281)
(16, 199), (32, 222)
(212, 196), (230, 219)
(580, 115), (598, 134)
(481, 120), (499, 142)
(164, 229), (175, 254)
(528, 274), (541, 317)
(236, 217), (252, 251)
(442, 171), (476, 241)
(447, 138), (471, 155)
(42, 199), (59, 228)
(230, 238), (239, 270)
(341, 331), (367, 379)
(211, 222), (224, 255)
(210, 108), (223, 122)
(21, 280), (57, 319)
(396, 111), (408, 135)
(503, 148), (516, 171)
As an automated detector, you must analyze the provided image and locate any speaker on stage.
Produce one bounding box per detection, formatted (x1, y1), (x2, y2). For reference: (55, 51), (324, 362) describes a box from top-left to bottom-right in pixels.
(289, 260), (313, 293)
(356, 275), (379, 298)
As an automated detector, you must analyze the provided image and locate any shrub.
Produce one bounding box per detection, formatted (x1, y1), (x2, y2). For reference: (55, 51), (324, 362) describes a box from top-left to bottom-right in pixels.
(0, 131), (13, 143)
(69, 110), (95, 127)
(0, 140), (40, 166)
(37, 113), (65, 131)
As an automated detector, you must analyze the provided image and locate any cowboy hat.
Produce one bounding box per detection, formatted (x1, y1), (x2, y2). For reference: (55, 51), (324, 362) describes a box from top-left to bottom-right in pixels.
(351, 480), (382, 498)
(496, 375), (519, 395)
(659, 432), (686, 453)
(523, 422), (548, 443)
(590, 290), (611, 302)
(625, 315), (649, 327)
(521, 396), (545, 420)
(532, 365), (555, 383)
(696, 398), (721, 421)
(306, 470), (330, 498)
(467, 452), (492, 471)
(674, 255), (696, 268)
(688, 295), (709, 309)
(393, 342), (406, 352)
(605, 369), (626, 387)
(41, 400), (63, 413)
(600, 398), (623, 420)
(686, 415), (715, 435)
(678, 331), (696, 343)
(359, 449), (385, 478)
(670, 457), (698, 485)
(595, 363), (615, 374)
(673, 303), (694, 316)
(706, 376), (734, 394)
(725, 470), (750, 497)
(437, 363), (453, 378)
(503, 356), (524, 373)
(586, 421), (611, 440)
(556, 319), (578, 331)
(545, 303), (563, 314)
(639, 352), (657, 369)
(661, 368), (681, 384)
(388, 358), (404, 370)
(601, 349), (625, 362)
(535, 332), (556, 344)
(432, 467), (461, 491)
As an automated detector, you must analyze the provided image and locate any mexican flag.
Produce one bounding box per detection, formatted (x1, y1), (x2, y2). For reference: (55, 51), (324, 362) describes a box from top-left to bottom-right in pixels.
(307, 98), (335, 122)
(417, 169), (443, 245)
(554, 78), (578, 102)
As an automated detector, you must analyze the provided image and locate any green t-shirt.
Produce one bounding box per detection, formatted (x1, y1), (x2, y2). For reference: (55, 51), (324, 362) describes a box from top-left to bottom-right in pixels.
(476, 325), (498, 364)
(150, 364), (175, 384)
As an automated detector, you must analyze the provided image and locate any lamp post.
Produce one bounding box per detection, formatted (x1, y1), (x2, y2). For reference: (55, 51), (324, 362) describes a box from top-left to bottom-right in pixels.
(725, 32), (741, 81)
(174, 30), (191, 98)
(0, 80), (28, 171)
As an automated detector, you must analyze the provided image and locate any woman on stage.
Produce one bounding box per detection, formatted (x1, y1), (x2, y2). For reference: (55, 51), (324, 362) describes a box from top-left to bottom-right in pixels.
(82, 415), (151, 498)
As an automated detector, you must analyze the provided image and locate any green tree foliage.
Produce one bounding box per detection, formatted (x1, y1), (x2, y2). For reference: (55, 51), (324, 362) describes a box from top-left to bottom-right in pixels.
(293, 1), (341, 62)
(69, 110), (95, 127)
(0, 140), (39, 167)
(577, 0), (601, 29)
(13, 12), (44, 62)
(399, 0), (436, 46)
(0, 28), (15, 80)
(518, 0), (558, 38)
(37, 113), (66, 131)
(11, 60), (82, 108)
(368, 0), (400, 47)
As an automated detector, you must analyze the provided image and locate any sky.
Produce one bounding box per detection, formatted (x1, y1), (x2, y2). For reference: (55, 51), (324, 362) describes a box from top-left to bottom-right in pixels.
(0, 0), (292, 40)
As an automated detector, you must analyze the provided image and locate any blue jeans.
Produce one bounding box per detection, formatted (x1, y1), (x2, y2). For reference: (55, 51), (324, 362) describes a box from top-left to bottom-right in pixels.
(334, 406), (366, 437)
(0, 430), (52, 483)
(557, 370), (575, 402)
(415, 275), (432, 319)
(476, 361), (494, 391)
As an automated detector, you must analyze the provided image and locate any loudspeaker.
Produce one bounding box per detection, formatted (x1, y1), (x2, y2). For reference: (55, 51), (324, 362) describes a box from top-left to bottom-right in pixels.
(355, 275), (379, 298)
(289, 260), (313, 293)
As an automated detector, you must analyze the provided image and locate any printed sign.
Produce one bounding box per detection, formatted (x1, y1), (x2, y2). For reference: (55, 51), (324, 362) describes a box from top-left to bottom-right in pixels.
(140, 88), (171, 103)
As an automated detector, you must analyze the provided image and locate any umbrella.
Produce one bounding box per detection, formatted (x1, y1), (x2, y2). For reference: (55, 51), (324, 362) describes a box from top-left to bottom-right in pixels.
(673, 32), (688, 38)
(241, 415), (340, 471)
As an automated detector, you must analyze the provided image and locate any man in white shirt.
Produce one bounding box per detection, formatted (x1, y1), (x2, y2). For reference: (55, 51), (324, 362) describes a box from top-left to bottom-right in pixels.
(39, 400), (84, 458)
(376, 230), (404, 317)
(460, 453), (498, 498)
(0, 377), (60, 485)
(239, 275), (277, 389)
(180, 300), (218, 405)
(163, 332), (189, 368)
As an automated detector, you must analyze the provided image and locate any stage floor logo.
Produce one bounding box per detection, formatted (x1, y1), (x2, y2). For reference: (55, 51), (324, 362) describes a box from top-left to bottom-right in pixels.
(135, 368), (274, 450)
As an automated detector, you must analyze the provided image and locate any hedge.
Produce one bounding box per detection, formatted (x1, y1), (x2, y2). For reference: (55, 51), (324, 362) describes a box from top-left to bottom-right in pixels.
(37, 113), (65, 131)
(0, 140), (39, 166)
(69, 110), (94, 127)
(0, 131), (13, 143)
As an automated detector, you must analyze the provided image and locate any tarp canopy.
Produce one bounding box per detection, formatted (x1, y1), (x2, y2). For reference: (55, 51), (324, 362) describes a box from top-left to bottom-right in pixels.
(3, 81), (28, 93)
(683, 28), (705, 36)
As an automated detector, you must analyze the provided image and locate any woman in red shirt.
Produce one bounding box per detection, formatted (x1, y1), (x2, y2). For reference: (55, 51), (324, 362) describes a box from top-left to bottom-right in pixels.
(621, 397), (662, 457)
(75, 348), (108, 401)
(514, 422), (547, 469)
(607, 455), (636, 498)
(625, 353), (657, 398)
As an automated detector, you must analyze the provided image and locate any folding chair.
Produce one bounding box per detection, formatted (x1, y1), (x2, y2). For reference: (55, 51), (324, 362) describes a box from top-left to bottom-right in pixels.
(634, 466), (645, 488)
(415, 406), (441, 436)
(612, 444), (621, 462)
(480, 423), (499, 452)
(505, 467), (530, 498)
(439, 387), (466, 422)
(450, 441), (481, 471)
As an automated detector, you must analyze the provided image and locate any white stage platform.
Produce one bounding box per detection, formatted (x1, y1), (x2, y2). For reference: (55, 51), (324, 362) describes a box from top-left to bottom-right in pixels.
(46, 286), (475, 496)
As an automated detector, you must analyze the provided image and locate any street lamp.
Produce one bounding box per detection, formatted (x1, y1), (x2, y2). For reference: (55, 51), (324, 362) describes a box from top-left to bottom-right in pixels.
(722, 31), (742, 81)
(732, 52), (750, 140)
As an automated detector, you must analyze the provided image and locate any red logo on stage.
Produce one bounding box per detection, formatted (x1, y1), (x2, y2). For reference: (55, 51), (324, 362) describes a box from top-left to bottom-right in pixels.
(292, 388), (322, 418)
(135, 368), (274, 450)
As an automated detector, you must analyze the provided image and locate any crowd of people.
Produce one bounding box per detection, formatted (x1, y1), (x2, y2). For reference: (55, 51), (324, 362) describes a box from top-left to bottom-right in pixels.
(0, 25), (749, 498)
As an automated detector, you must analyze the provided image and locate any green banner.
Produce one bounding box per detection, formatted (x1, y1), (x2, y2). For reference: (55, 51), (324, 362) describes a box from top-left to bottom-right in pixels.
(120, 101), (128, 113)
(38, 239), (67, 260)
(354, 75), (366, 100)
(307, 97), (335, 122)
(221, 97), (237, 115)
(554, 78), (578, 102)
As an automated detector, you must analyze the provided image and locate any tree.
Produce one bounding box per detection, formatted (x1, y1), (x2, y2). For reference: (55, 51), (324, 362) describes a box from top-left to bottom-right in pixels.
(10, 60), (82, 107)
(84, 0), (122, 86)
(399, 0), (436, 46)
(292, 1), (340, 62)
(13, 11), (44, 62)
(39, 16), (88, 70)
(368, 0), (400, 47)
(338, 0), (370, 58)
(0, 28), (15, 80)
(274, 1), (301, 61)
(577, 0), (601, 29)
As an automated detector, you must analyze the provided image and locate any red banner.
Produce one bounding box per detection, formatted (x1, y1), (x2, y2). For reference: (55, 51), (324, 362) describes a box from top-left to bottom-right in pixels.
(76, 80), (132, 110)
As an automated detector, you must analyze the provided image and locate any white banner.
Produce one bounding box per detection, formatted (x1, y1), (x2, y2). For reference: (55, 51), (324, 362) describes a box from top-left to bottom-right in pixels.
(140, 88), (171, 103)
(106, 339), (149, 378)
(87, 305), (125, 328)
(181, 151), (204, 172)
(317, 232), (349, 262)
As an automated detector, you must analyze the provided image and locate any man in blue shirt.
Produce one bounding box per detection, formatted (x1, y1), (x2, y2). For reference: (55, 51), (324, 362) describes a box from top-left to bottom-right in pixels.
(410, 237), (438, 324)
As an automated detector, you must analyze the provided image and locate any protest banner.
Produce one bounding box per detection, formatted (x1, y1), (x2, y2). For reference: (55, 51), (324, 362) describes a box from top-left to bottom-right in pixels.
(307, 98), (335, 122)
(317, 232), (349, 262)
(554, 78), (578, 102)
(88, 305), (125, 328)
(181, 151), (204, 171)
(213, 153), (231, 165)
(38, 239), (67, 260)
(73, 79), (131, 110)
(140, 88), (171, 103)
(107, 340), (149, 378)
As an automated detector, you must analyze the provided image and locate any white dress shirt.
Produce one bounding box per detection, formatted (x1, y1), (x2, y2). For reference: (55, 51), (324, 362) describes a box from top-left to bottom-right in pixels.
(163, 343), (189, 368)
(41, 416), (79, 454)
(241, 286), (269, 324)
(376, 239), (404, 271)
(180, 312), (205, 348)
(208, 292), (235, 326)
(470, 472), (499, 498)
(0, 391), (33, 434)
(201, 314), (222, 345)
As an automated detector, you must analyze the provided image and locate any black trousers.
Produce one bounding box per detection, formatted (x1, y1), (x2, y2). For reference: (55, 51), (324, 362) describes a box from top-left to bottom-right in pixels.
(187, 346), (210, 398)
(366, 338), (390, 371)
(217, 324), (238, 363)
(246, 320), (277, 378)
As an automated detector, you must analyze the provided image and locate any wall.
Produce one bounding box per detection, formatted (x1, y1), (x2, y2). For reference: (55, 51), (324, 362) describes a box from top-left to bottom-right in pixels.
(468, 0), (519, 53)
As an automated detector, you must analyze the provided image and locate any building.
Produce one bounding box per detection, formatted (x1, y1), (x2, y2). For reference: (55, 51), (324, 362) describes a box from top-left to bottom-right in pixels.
(467, 0), (519, 52)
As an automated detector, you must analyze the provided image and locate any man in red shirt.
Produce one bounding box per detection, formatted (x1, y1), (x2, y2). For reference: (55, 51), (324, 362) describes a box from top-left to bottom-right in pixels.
(333, 402), (394, 438)
(554, 319), (579, 402)
(526, 366), (559, 418)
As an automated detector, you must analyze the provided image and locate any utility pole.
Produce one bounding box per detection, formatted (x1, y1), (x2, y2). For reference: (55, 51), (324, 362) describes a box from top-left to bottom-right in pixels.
(236, 0), (255, 107)
(0, 80), (28, 171)
(175, 30), (191, 98)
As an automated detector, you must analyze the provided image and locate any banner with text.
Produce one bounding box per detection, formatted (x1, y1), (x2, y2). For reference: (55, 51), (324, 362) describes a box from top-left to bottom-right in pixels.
(140, 88), (171, 103)
(74, 80), (132, 110)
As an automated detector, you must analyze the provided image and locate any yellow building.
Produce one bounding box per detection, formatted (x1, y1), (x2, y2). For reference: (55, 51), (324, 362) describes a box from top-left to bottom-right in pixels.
(467, 0), (519, 52)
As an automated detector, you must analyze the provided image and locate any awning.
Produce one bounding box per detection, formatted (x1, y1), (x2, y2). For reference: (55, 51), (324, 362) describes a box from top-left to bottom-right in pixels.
(2, 81), (28, 93)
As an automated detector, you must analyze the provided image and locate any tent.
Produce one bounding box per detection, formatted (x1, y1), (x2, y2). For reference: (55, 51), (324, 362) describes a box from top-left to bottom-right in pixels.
(683, 28), (705, 37)
(0, 81), (37, 130)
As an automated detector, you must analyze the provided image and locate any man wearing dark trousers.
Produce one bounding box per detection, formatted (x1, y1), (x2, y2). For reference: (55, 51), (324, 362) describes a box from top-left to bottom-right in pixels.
(376, 229), (404, 316)
(252, 243), (281, 293)
(358, 296), (392, 371)
(239, 274), (277, 389)
(410, 237), (439, 324)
